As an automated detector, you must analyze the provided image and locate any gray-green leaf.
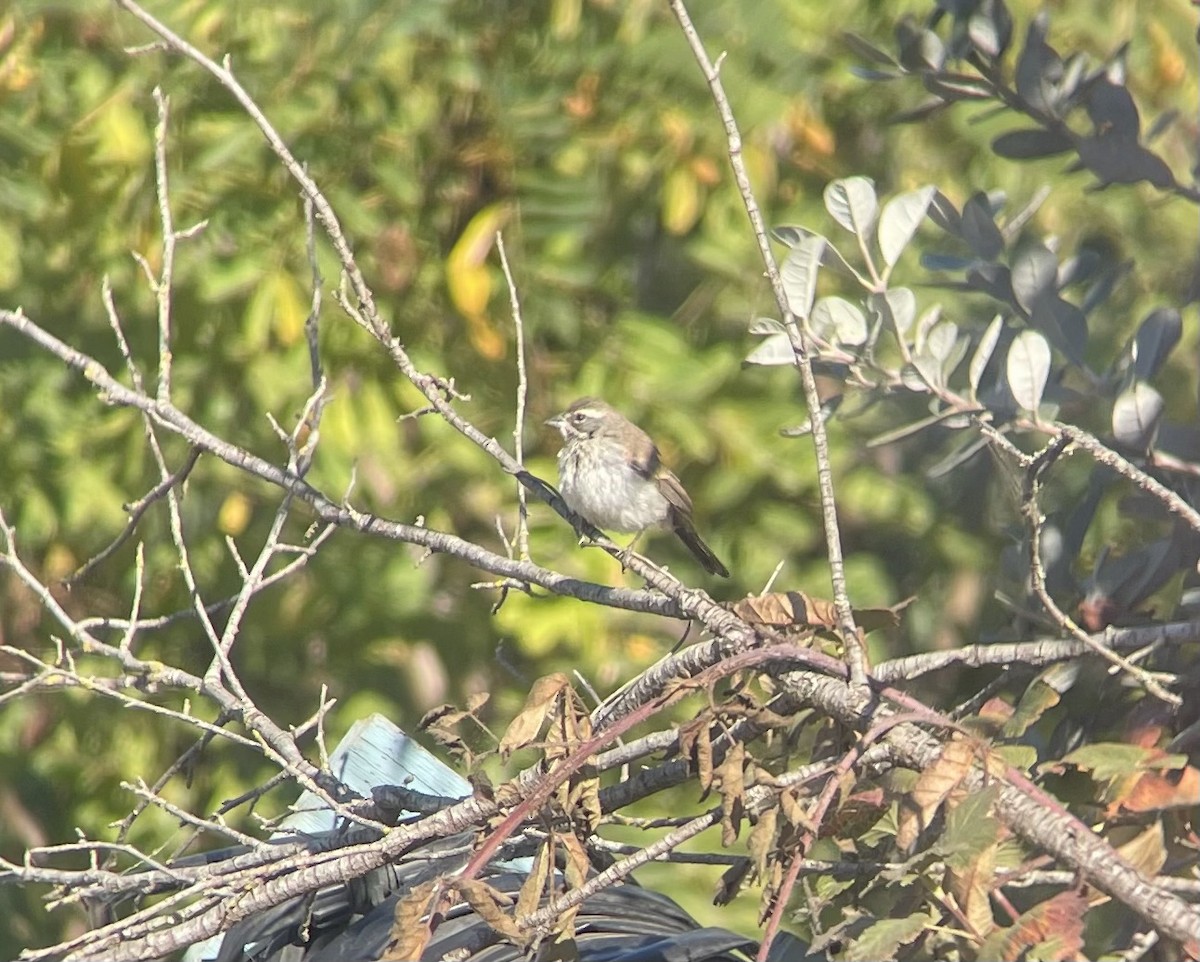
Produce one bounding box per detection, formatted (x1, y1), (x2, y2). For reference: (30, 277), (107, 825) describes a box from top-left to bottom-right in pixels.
(745, 332), (796, 367)
(1006, 329), (1051, 413)
(969, 314), (1004, 398)
(884, 287), (917, 338)
(824, 176), (878, 238)
(748, 316), (786, 336)
(879, 185), (935, 268)
(812, 297), (868, 346)
(1112, 381), (1163, 450)
(781, 235), (825, 320)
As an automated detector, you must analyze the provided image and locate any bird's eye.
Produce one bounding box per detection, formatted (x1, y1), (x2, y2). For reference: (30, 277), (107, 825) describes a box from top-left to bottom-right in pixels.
(570, 412), (587, 424)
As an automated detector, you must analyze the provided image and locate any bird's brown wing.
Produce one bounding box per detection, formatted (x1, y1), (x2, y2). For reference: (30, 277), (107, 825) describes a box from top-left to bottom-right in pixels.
(655, 468), (694, 515)
(634, 440), (728, 577)
(627, 426), (664, 478)
(659, 471), (729, 577)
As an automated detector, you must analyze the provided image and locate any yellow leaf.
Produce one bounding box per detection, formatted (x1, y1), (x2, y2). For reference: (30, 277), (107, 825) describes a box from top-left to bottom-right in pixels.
(269, 271), (307, 347)
(446, 203), (510, 358)
(43, 543), (77, 582)
(946, 841), (997, 938)
(550, 0), (581, 39)
(448, 262), (492, 321)
(89, 96), (152, 167)
(661, 165), (702, 235)
(218, 492), (251, 537)
(244, 271), (306, 349)
(1148, 21), (1186, 89)
(465, 311), (506, 360)
(0, 14), (40, 95)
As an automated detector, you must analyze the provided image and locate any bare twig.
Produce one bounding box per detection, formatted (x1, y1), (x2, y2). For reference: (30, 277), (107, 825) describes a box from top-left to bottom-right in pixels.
(667, 0), (868, 687)
(497, 232), (531, 563)
(1021, 438), (1181, 706)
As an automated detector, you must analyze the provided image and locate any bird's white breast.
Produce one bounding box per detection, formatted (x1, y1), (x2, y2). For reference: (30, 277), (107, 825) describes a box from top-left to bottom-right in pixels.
(557, 438), (669, 533)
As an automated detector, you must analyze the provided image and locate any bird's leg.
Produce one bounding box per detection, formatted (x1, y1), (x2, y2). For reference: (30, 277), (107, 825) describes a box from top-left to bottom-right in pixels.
(616, 530), (647, 571)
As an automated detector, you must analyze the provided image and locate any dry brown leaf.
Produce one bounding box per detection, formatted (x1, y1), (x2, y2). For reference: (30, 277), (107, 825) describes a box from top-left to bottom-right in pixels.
(499, 673), (570, 756)
(713, 858), (752, 907)
(455, 878), (524, 941)
(898, 737), (976, 851)
(1112, 820), (1168, 877)
(566, 774), (602, 835)
(731, 590), (838, 631)
(561, 832), (589, 892)
(379, 879), (436, 961)
(988, 890), (1087, 961)
(747, 806), (778, 880)
(946, 841), (997, 939)
(1119, 762), (1200, 814)
(912, 738), (976, 815)
(729, 590), (910, 635)
(418, 704), (474, 759)
(516, 842), (554, 920)
(759, 858), (785, 926)
(824, 785), (887, 839)
(690, 721), (715, 796)
(545, 685), (591, 767)
(563, 689), (592, 744)
(716, 741), (746, 846)
(418, 703), (468, 730)
(779, 787), (813, 831)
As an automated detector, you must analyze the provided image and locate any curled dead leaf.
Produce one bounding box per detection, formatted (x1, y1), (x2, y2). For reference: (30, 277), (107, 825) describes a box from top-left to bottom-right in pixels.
(730, 590), (912, 635)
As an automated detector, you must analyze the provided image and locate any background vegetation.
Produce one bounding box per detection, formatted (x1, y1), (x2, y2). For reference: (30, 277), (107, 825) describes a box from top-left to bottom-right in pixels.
(1, 0), (1197, 957)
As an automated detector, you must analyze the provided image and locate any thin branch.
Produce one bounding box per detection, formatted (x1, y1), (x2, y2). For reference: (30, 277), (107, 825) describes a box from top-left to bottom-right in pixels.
(1021, 437), (1181, 706)
(667, 0), (867, 687)
(1057, 423), (1200, 535)
(150, 86), (176, 403)
(0, 308), (693, 622)
(65, 447), (201, 587)
(873, 621), (1200, 684)
(497, 231), (531, 564)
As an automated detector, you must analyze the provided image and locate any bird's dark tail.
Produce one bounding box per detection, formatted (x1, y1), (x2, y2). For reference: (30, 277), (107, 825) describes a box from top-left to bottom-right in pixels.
(671, 512), (730, 577)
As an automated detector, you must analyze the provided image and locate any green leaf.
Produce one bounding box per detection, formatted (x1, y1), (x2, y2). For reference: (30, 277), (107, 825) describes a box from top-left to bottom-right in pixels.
(824, 176), (878, 239)
(781, 235), (825, 320)
(924, 320), (959, 362)
(912, 351), (946, 390)
(1011, 244), (1058, 313)
(1132, 307), (1181, 381)
(841, 31), (900, 68)
(812, 297), (867, 346)
(875, 287), (916, 341)
(772, 225), (860, 278)
(1006, 330), (1051, 412)
(744, 332), (796, 367)
(1031, 297), (1087, 366)
(1111, 381), (1163, 451)
(748, 317), (785, 336)
(844, 913), (932, 962)
(969, 315), (1004, 398)
(992, 128), (1074, 159)
(878, 185), (935, 268)
(936, 785), (1001, 870)
(1062, 744), (1186, 782)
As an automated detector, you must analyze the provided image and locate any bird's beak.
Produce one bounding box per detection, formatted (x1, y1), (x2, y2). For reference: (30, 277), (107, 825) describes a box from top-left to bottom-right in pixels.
(544, 414), (564, 430)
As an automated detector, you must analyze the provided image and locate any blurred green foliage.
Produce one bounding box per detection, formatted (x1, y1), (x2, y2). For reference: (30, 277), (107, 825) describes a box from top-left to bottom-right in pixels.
(1, 0), (1196, 952)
